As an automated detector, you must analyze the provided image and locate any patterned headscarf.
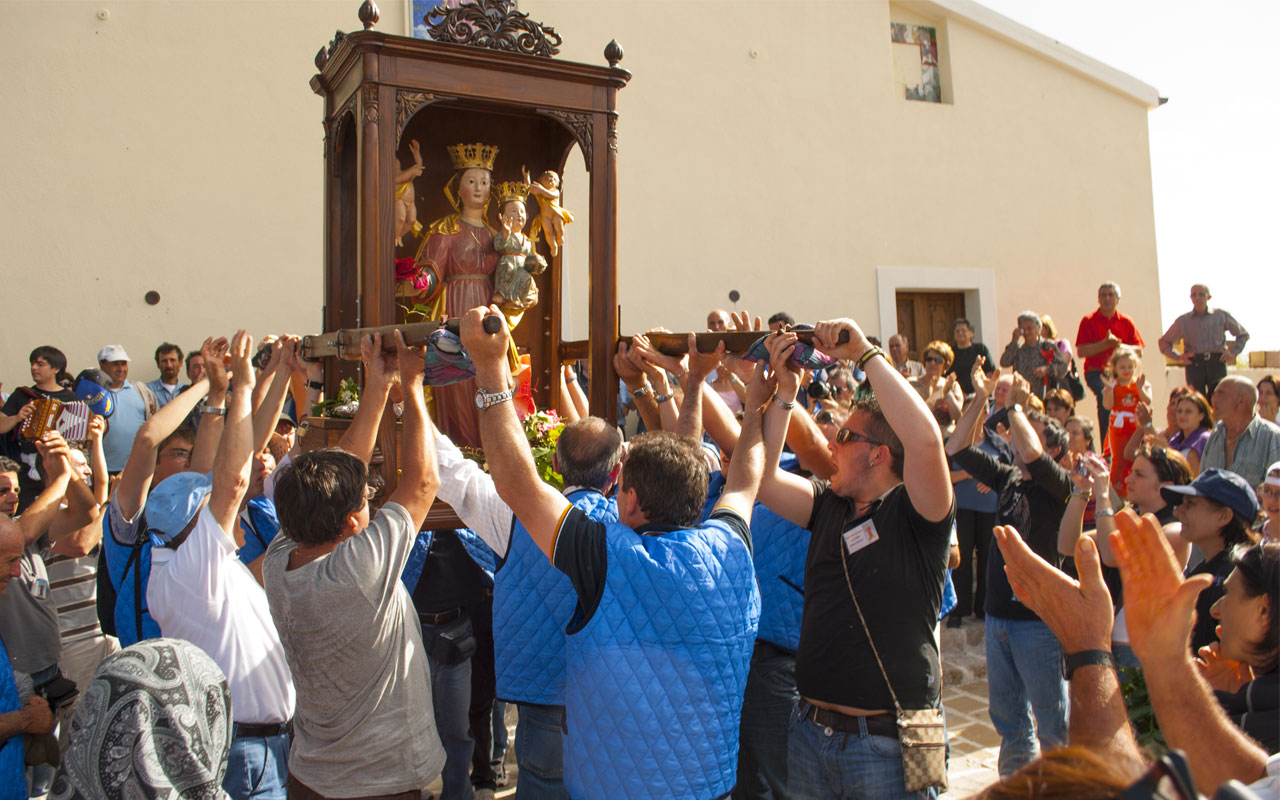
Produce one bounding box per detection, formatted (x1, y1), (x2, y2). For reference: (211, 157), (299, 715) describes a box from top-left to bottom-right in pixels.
(50, 638), (232, 800)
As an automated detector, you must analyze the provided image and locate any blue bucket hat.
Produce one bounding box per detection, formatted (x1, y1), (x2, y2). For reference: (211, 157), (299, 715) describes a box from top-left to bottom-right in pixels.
(146, 471), (213, 545)
(1160, 468), (1259, 521)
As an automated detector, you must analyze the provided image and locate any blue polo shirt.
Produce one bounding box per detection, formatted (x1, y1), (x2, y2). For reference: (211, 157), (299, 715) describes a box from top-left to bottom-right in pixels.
(103, 382), (149, 472)
(145, 379), (186, 409)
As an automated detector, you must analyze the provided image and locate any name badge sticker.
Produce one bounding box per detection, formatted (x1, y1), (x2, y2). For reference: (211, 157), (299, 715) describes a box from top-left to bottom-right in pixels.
(841, 519), (880, 555)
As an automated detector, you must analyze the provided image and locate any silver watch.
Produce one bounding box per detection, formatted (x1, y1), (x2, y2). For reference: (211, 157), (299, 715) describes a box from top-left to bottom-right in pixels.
(474, 387), (515, 410)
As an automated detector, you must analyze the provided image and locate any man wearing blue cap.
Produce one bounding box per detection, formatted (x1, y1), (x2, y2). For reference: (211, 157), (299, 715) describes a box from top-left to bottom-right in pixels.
(146, 330), (295, 800)
(1159, 467), (1260, 653)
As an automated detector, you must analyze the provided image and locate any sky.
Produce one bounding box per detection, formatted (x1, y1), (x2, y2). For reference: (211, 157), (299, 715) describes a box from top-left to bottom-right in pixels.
(976, 0), (1278, 350)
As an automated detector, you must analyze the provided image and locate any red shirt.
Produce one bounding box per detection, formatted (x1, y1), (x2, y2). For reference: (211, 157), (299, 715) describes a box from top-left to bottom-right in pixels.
(1075, 309), (1144, 373)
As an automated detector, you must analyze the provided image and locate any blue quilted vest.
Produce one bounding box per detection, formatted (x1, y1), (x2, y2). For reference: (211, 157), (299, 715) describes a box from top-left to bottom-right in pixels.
(495, 489), (617, 706)
(0, 636), (23, 800)
(749, 503), (809, 652)
(400, 528), (497, 592)
(564, 518), (760, 800)
(102, 513), (160, 646)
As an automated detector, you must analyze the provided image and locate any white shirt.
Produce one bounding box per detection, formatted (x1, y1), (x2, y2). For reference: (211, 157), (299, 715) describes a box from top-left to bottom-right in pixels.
(434, 430), (517, 559)
(148, 506), (295, 725)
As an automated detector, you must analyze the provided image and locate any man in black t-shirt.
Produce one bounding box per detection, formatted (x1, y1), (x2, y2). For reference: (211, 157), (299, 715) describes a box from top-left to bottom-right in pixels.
(947, 361), (1072, 778)
(462, 308), (769, 800)
(756, 318), (955, 800)
(0, 346), (79, 510)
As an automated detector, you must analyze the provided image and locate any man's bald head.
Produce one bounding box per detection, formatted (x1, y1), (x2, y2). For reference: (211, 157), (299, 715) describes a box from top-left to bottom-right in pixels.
(1213, 376), (1258, 425)
(707, 310), (731, 332)
(0, 517), (24, 596)
(555, 416), (624, 491)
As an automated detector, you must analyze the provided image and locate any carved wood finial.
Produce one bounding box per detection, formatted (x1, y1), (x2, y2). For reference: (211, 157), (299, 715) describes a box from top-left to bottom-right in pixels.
(358, 0), (380, 30)
(425, 0), (562, 57)
(604, 39), (624, 68)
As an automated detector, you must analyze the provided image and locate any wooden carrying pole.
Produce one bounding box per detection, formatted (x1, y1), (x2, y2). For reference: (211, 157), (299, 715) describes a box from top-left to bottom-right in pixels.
(616, 328), (847, 357)
(300, 316), (503, 361)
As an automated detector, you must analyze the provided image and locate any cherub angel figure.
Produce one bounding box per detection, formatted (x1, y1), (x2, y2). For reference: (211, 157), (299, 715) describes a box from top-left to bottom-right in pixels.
(522, 165), (575, 257)
(394, 139), (425, 246)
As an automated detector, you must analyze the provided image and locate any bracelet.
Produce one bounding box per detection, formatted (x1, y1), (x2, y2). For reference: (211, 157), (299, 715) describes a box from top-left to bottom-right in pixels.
(1094, 508), (1116, 519)
(671, 369), (688, 382)
(655, 392), (673, 404)
(202, 405), (226, 417)
(855, 347), (884, 371)
(631, 386), (652, 399)
(1071, 487), (1092, 497)
(775, 397), (796, 410)
(307, 379), (324, 391)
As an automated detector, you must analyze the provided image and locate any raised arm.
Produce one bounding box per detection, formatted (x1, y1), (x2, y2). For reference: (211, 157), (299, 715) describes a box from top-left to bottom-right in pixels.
(700, 382), (741, 459)
(785, 405), (835, 480)
(816, 319), (952, 521)
(677, 334), (723, 441)
(117, 340), (217, 520)
(754, 331), (816, 527)
(335, 333), (395, 463)
(614, 342), (662, 434)
(1003, 376), (1045, 464)
(715, 362), (769, 520)
(209, 330), (256, 536)
(465, 307), (570, 558)
(251, 337), (299, 456)
(189, 337), (229, 475)
(18, 435), (74, 546)
(994, 525), (1144, 772)
(631, 333), (681, 432)
(385, 330), (438, 529)
(947, 357), (994, 457)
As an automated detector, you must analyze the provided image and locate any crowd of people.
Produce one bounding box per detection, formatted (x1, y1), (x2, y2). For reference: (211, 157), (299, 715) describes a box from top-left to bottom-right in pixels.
(0, 280), (1276, 800)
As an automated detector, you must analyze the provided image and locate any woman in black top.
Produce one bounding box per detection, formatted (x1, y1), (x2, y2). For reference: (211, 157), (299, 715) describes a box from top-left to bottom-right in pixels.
(948, 318), (994, 396)
(1201, 542), (1279, 754)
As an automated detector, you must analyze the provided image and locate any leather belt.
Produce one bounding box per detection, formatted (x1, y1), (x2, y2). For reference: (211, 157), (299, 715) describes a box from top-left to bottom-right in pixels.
(234, 720), (291, 739)
(802, 704), (898, 739)
(419, 608), (461, 625)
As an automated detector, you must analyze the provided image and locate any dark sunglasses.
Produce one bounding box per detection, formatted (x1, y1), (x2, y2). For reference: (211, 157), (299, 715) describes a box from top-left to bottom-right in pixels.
(836, 428), (882, 447)
(923, 355), (946, 364)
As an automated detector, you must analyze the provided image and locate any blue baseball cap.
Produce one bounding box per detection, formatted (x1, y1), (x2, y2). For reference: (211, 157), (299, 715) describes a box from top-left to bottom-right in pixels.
(146, 471), (212, 544)
(73, 369), (114, 417)
(1160, 468), (1259, 521)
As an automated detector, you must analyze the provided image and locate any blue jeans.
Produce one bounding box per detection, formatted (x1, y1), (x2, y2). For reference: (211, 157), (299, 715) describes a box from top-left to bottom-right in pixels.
(733, 644), (797, 799)
(427, 650), (475, 800)
(984, 616), (1068, 777)
(513, 703), (569, 800)
(787, 701), (938, 799)
(223, 732), (290, 800)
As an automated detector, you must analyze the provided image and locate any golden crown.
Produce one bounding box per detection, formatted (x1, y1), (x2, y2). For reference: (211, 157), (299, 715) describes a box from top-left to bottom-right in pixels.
(493, 181), (531, 206)
(447, 142), (499, 171)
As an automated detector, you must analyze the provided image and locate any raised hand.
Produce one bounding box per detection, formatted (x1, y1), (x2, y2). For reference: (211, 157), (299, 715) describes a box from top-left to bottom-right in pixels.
(730, 310), (763, 332)
(201, 337), (231, 395)
(87, 414), (106, 444)
(743, 360), (776, 413)
(395, 329), (426, 388)
(631, 330), (686, 376)
(686, 333), (725, 381)
(228, 329), (256, 391)
(971, 355), (990, 397)
(460, 305), (511, 374)
(360, 331), (398, 391)
(36, 431), (72, 481)
(765, 330), (801, 397)
(994, 524), (1113, 651)
(613, 342), (645, 388)
(1110, 508), (1210, 665)
(813, 318), (867, 361)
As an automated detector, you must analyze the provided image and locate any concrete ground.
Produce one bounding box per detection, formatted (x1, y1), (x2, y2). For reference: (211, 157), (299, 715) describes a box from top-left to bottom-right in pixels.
(432, 619), (1003, 799)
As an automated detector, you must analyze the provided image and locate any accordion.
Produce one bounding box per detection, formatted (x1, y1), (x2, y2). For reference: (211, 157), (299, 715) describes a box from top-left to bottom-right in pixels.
(20, 397), (92, 443)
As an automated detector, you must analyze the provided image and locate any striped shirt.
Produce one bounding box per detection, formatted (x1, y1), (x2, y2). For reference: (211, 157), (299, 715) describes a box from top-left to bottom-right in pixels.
(1159, 308), (1250, 357)
(40, 547), (103, 644)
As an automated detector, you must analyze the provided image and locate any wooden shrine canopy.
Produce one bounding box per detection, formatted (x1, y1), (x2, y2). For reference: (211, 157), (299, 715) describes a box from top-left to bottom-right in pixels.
(309, 0), (630, 422)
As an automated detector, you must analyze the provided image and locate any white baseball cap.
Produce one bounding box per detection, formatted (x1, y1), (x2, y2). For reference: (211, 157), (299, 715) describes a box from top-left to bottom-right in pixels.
(97, 345), (130, 363)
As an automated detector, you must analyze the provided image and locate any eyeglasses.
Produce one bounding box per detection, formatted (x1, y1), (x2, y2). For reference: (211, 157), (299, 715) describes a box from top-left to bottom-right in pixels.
(923, 355), (946, 365)
(364, 484), (378, 501)
(1117, 751), (1196, 800)
(160, 448), (191, 461)
(835, 428), (882, 447)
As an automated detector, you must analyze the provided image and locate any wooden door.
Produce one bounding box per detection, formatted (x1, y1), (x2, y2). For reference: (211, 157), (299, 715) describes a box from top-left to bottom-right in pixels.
(895, 291), (965, 360)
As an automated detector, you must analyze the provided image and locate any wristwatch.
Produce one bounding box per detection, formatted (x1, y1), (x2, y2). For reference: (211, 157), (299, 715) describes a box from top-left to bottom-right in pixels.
(202, 405), (226, 417)
(474, 387), (515, 410)
(1061, 649), (1117, 680)
(1009, 403), (1024, 415)
(654, 392), (673, 404)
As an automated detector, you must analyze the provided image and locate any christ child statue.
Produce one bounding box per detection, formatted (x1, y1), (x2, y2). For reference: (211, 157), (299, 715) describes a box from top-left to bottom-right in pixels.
(393, 139), (425, 246)
(491, 183), (546, 313)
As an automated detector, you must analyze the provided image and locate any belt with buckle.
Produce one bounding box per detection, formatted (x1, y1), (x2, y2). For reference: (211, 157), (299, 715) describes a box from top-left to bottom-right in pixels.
(803, 704), (898, 738)
(419, 608), (461, 625)
(234, 720), (291, 739)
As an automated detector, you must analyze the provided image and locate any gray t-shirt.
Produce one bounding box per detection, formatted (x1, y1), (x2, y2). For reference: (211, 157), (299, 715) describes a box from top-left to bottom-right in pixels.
(0, 544), (61, 674)
(262, 502), (444, 796)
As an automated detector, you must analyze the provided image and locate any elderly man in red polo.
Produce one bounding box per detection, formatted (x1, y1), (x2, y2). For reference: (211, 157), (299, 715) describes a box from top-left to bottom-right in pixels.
(1075, 282), (1144, 439)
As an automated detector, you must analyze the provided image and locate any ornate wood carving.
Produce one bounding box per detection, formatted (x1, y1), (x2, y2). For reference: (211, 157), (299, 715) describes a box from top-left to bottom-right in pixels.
(329, 94), (358, 176)
(607, 113), (618, 153)
(424, 0), (562, 58)
(395, 90), (454, 141)
(535, 108), (592, 163)
(358, 0), (380, 31)
(361, 84), (379, 124)
(604, 39), (624, 68)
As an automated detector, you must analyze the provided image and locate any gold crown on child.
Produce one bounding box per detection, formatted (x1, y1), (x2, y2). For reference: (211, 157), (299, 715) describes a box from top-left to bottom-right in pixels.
(493, 181), (531, 206)
(447, 142), (499, 171)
